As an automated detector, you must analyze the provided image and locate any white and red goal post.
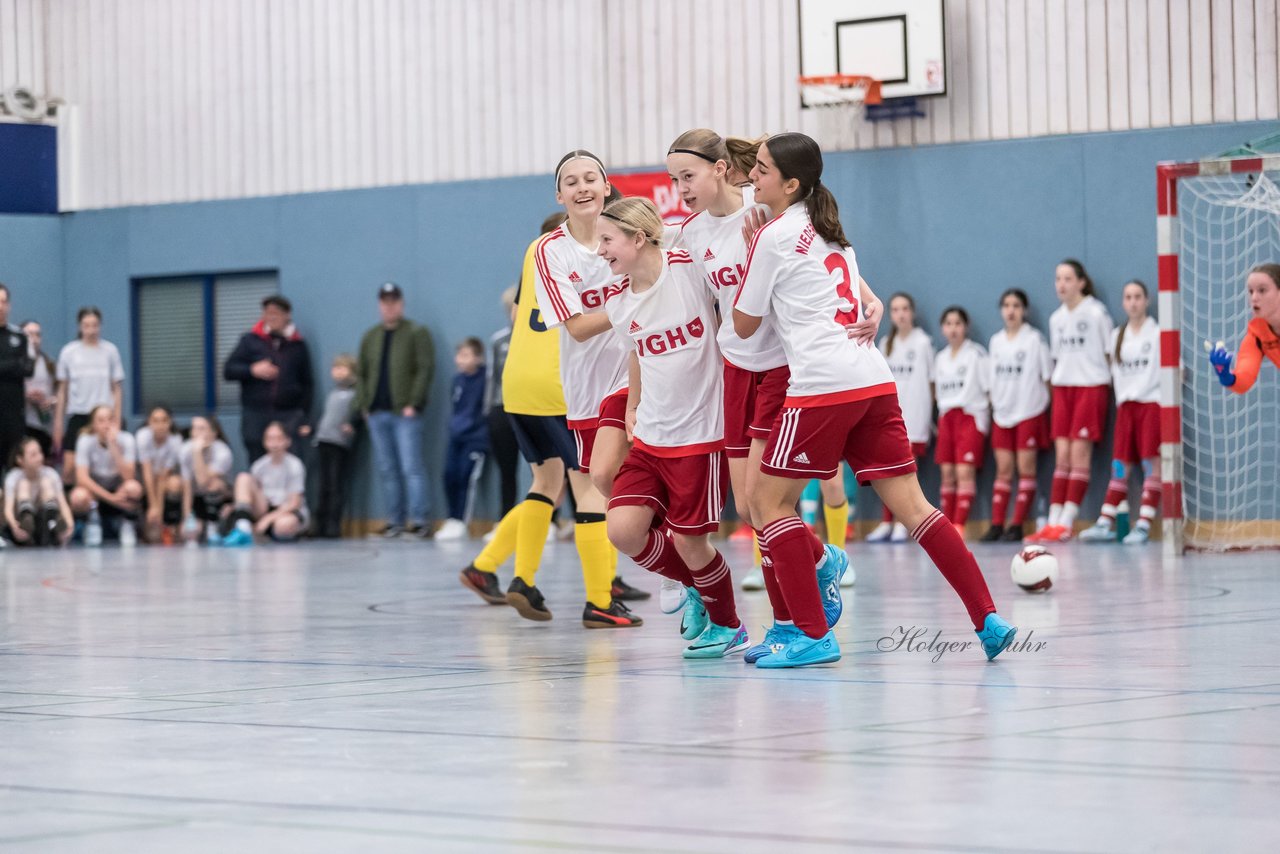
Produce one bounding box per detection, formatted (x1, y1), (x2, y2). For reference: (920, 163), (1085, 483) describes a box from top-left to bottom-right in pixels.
(1157, 155), (1280, 555)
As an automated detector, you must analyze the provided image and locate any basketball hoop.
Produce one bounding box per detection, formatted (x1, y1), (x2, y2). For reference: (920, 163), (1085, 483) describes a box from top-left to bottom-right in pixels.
(798, 74), (882, 151)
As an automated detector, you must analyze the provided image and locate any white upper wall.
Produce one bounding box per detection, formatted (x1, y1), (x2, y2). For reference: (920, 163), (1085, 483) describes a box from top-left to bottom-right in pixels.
(3, 0), (1276, 210)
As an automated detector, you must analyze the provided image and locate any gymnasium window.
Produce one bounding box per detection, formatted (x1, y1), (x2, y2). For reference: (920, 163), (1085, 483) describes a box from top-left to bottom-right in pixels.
(131, 271), (279, 414)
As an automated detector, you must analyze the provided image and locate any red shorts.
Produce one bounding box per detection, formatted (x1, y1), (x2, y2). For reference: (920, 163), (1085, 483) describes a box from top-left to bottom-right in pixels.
(1112, 401), (1160, 463)
(991, 412), (1051, 452)
(1051, 385), (1110, 442)
(910, 442), (929, 458)
(722, 361), (790, 459)
(608, 447), (728, 535)
(761, 393), (917, 484)
(934, 409), (987, 466)
(571, 390), (629, 474)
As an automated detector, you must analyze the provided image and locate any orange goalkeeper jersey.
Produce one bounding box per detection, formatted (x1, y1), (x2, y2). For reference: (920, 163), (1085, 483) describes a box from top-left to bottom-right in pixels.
(1230, 317), (1280, 394)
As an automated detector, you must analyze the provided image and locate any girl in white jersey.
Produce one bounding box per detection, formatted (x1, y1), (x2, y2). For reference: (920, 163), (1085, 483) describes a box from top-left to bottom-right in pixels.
(933, 307), (989, 537)
(982, 289), (1053, 543)
(597, 198), (747, 658)
(867, 293), (933, 543)
(1028, 259), (1115, 543)
(530, 150), (643, 628)
(1080, 280), (1162, 545)
(733, 133), (1016, 667)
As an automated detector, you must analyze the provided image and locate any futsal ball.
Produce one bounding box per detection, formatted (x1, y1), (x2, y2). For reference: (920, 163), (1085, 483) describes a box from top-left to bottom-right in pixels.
(1010, 545), (1057, 593)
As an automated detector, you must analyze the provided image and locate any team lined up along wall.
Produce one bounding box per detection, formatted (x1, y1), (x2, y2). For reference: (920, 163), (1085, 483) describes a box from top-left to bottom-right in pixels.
(1, 0), (1277, 211)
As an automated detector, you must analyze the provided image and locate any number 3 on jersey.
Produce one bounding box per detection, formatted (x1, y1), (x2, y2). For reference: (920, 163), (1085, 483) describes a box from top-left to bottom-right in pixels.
(825, 253), (859, 325)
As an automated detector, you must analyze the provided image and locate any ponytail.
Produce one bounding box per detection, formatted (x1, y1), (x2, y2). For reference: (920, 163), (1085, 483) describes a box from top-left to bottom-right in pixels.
(1060, 258), (1095, 298)
(762, 133), (850, 248)
(884, 292), (917, 358)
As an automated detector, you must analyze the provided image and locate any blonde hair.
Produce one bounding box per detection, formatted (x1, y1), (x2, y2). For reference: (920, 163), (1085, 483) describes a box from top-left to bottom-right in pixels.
(332, 353), (357, 372)
(725, 135), (766, 179)
(601, 197), (664, 247)
(500, 285), (517, 311)
(668, 128), (728, 163)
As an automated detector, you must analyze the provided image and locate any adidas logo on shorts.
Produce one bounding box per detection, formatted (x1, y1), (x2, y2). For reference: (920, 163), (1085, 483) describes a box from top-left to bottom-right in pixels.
(629, 321), (642, 333)
(793, 452), (811, 464)
(704, 248), (715, 261)
(568, 271), (582, 283)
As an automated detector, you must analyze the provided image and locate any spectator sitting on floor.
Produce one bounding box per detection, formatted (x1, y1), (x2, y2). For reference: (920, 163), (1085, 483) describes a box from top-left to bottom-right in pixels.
(69, 405), (143, 546)
(3, 436), (73, 547)
(223, 422), (309, 546)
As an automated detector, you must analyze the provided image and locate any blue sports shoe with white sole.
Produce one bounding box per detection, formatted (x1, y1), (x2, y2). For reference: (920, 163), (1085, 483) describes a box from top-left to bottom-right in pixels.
(222, 528), (253, 548)
(975, 612), (1017, 661)
(816, 544), (848, 627)
(683, 623), (750, 659)
(755, 629), (842, 668)
(743, 621), (803, 664)
(680, 587), (708, 640)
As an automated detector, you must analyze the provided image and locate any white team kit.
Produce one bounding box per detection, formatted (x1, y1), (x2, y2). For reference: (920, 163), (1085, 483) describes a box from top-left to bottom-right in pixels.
(934, 340), (991, 433)
(880, 327), (935, 444)
(677, 187), (787, 372)
(735, 203), (895, 404)
(135, 427), (183, 474)
(1049, 295), (1115, 386)
(605, 250), (724, 453)
(1110, 317), (1160, 404)
(533, 224), (630, 427)
(987, 325), (1053, 428)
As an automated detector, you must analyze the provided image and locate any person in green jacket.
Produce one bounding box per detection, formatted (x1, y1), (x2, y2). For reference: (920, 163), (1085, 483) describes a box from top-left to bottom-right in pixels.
(355, 282), (436, 538)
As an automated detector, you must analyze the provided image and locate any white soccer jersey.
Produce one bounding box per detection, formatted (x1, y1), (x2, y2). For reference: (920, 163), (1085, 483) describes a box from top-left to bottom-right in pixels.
(135, 426), (183, 473)
(935, 340), (991, 433)
(735, 203), (895, 403)
(880, 326), (935, 444)
(1110, 317), (1161, 404)
(179, 439), (233, 484)
(251, 452), (307, 507)
(987, 325), (1053, 428)
(75, 431), (137, 482)
(533, 225), (630, 426)
(606, 250), (724, 453)
(1049, 295), (1114, 386)
(679, 191), (787, 373)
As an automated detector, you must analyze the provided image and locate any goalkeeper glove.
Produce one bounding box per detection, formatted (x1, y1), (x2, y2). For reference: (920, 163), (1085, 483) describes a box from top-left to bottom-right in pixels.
(1204, 340), (1236, 387)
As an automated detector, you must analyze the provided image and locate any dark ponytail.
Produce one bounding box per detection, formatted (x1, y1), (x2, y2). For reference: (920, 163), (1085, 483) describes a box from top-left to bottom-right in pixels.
(1060, 258), (1096, 298)
(762, 133), (850, 249)
(1114, 279), (1149, 363)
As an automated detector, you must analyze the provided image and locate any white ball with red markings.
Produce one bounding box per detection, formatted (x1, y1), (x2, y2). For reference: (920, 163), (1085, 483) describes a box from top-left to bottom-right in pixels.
(1011, 545), (1057, 593)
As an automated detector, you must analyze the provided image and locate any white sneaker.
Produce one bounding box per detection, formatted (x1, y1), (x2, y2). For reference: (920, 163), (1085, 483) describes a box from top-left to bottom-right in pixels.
(865, 522), (893, 542)
(119, 520), (137, 547)
(659, 578), (688, 614)
(890, 523), (909, 542)
(434, 518), (468, 541)
(740, 566), (766, 591)
(84, 510), (103, 548)
(482, 527), (496, 543)
(1079, 522), (1115, 543)
(1122, 526), (1150, 545)
(840, 563), (857, 587)
(556, 521), (575, 541)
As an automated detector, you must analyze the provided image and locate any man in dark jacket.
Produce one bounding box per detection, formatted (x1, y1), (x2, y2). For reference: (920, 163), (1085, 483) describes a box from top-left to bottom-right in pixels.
(354, 282), (435, 538)
(223, 295), (314, 462)
(0, 283), (35, 473)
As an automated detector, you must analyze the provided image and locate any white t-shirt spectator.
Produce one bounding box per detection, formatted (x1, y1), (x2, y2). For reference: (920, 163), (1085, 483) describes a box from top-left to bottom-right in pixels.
(987, 325), (1053, 428)
(880, 327), (935, 445)
(56, 340), (125, 415)
(135, 427), (183, 473)
(25, 355), (54, 431)
(1049, 296), (1114, 387)
(4, 465), (62, 500)
(75, 431), (137, 483)
(935, 340), (991, 433)
(179, 440), (234, 485)
(250, 453), (307, 510)
(1110, 318), (1161, 404)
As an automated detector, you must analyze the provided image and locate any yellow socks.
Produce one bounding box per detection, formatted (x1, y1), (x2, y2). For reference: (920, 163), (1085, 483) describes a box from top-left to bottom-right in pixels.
(574, 515), (615, 608)
(473, 506), (520, 573)
(513, 494), (556, 585)
(824, 502), (849, 548)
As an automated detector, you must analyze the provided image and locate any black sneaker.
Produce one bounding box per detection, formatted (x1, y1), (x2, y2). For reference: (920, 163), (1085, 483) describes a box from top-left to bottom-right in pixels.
(404, 524), (433, 540)
(582, 599), (644, 629)
(460, 565), (507, 605)
(610, 575), (652, 601)
(372, 525), (404, 540)
(506, 577), (553, 621)
(979, 524), (1005, 542)
(1000, 525), (1026, 542)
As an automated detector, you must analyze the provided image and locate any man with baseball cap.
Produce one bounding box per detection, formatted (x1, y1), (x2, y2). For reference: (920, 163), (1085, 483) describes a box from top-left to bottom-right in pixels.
(354, 282), (436, 538)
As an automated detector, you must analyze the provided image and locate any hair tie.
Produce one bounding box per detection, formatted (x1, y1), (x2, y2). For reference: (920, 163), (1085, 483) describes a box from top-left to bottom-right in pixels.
(667, 147), (720, 164)
(555, 153), (609, 187)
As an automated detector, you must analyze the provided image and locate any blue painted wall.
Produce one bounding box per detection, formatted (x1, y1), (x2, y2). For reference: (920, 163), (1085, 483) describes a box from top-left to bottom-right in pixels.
(3, 119), (1276, 524)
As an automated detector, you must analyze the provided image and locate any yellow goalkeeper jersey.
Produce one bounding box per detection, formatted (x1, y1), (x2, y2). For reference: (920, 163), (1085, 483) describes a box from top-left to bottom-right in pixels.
(501, 238), (566, 416)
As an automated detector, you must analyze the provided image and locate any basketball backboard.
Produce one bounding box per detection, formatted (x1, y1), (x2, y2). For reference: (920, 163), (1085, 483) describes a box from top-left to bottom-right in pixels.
(797, 0), (947, 106)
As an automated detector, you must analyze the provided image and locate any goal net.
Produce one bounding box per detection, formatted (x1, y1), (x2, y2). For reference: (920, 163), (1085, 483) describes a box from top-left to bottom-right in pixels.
(1159, 157), (1280, 553)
